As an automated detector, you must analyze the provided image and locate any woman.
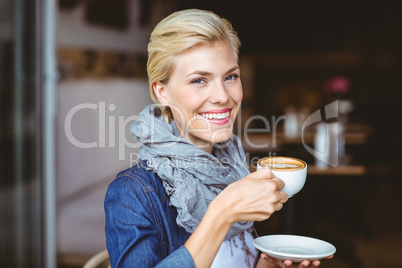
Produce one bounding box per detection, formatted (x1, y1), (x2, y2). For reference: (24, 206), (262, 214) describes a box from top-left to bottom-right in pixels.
(105, 9), (324, 268)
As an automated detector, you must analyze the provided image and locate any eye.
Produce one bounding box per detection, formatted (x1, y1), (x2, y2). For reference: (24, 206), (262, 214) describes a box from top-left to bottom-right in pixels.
(191, 78), (207, 84)
(225, 74), (239, 81)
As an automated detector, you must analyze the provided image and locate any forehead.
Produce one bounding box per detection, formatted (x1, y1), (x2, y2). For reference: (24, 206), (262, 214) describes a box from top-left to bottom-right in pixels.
(171, 42), (238, 76)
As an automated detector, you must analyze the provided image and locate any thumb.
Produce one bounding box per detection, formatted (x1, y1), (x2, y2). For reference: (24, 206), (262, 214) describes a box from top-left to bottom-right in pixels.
(251, 167), (274, 180)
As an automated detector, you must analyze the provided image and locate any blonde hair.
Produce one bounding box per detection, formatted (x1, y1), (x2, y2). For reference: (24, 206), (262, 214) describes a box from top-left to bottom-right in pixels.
(147, 9), (241, 122)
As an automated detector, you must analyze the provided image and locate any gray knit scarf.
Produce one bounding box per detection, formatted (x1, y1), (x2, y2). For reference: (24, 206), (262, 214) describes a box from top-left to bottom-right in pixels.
(131, 105), (253, 240)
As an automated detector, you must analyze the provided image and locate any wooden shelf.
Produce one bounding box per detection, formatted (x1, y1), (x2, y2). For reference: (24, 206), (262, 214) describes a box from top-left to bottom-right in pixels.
(241, 123), (372, 153)
(244, 123), (370, 176)
(249, 165), (366, 176)
(308, 165), (366, 176)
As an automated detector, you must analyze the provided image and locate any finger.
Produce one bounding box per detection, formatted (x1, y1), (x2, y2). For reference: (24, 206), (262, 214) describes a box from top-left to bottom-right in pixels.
(279, 191), (289, 203)
(254, 167), (274, 179)
(311, 260), (321, 267)
(298, 260), (310, 267)
(283, 259), (292, 267)
(325, 255), (333, 259)
(260, 254), (282, 265)
(274, 202), (284, 211)
(260, 253), (270, 260)
(270, 177), (285, 191)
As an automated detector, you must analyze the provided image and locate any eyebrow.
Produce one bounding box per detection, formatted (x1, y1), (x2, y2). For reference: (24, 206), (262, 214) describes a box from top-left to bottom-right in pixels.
(186, 66), (239, 77)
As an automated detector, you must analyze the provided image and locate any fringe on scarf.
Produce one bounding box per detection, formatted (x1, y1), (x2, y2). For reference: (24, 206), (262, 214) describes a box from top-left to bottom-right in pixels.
(228, 228), (257, 268)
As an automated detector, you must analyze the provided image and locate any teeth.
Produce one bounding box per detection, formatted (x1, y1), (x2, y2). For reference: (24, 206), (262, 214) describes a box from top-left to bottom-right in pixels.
(200, 111), (230, 120)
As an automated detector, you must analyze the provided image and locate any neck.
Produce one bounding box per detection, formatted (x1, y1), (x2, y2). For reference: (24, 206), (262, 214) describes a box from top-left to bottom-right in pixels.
(199, 143), (214, 154)
(185, 134), (214, 154)
(175, 123), (214, 154)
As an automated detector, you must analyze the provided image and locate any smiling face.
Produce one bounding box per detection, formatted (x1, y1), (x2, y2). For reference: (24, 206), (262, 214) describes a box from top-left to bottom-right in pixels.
(153, 41), (243, 153)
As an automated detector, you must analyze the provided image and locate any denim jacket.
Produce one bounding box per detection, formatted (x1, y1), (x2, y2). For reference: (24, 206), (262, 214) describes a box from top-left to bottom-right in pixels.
(104, 161), (195, 267)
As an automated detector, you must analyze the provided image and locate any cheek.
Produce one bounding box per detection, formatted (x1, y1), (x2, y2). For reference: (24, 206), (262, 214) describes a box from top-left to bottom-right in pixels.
(179, 95), (205, 114)
(169, 98), (199, 123)
(232, 86), (243, 103)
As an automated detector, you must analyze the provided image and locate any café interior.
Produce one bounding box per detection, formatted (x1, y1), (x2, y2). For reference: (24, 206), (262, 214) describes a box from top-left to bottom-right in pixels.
(1, 0), (401, 267)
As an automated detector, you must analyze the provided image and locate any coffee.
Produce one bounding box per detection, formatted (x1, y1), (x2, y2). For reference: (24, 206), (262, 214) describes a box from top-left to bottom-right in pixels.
(258, 156), (306, 171)
(257, 156), (307, 198)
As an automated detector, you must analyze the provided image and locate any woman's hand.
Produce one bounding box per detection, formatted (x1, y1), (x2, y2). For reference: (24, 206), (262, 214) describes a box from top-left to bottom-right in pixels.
(256, 253), (333, 268)
(185, 169), (288, 268)
(213, 168), (289, 224)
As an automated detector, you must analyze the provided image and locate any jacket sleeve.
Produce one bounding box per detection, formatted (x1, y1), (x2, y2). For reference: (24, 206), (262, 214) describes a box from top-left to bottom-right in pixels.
(104, 175), (195, 268)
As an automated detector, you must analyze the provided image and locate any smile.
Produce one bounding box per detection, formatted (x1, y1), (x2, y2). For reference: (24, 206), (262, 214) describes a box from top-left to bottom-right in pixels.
(200, 111), (230, 120)
(199, 109), (232, 125)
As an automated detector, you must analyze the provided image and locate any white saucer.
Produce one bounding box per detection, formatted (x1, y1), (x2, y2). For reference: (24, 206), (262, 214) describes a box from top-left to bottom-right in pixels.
(253, 235), (336, 262)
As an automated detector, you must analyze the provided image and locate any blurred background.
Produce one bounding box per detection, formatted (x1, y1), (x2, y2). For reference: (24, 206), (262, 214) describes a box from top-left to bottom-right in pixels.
(1, 0), (401, 267)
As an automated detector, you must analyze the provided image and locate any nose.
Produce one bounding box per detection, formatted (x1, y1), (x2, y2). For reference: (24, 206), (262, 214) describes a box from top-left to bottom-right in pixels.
(210, 81), (229, 104)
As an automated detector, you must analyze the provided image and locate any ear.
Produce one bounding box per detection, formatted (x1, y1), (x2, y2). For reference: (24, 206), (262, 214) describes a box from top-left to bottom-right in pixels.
(152, 82), (169, 106)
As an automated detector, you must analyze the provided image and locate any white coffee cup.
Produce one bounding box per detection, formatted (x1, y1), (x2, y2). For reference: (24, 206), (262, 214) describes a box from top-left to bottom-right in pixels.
(257, 156), (307, 197)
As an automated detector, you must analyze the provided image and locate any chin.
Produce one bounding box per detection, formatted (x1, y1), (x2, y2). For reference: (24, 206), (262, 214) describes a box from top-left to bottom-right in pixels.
(210, 131), (232, 144)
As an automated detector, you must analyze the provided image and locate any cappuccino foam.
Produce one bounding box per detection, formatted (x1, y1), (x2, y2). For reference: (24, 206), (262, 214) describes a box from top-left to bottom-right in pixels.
(258, 156), (306, 171)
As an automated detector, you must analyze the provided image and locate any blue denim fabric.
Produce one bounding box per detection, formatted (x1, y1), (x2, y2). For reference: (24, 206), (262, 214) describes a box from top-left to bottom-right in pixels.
(105, 161), (194, 267)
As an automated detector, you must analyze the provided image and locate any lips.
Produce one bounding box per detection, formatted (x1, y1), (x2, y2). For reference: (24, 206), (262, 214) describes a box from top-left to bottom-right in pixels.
(199, 108), (232, 125)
